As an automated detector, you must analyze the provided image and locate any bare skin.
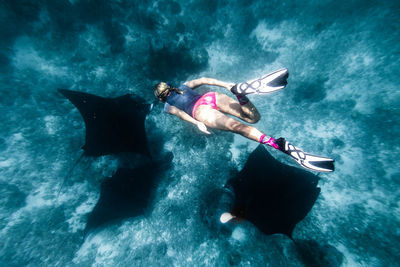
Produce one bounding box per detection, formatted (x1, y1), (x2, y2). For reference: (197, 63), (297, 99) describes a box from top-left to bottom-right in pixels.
(163, 77), (335, 174)
(166, 77), (266, 143)
(165, 78), (266, 225)
(163, 76), (334, 221)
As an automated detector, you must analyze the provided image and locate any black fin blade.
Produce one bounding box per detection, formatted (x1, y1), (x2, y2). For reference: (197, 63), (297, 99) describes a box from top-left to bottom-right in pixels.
(307, 159), (335, 172)
(266, 69), (289, 87)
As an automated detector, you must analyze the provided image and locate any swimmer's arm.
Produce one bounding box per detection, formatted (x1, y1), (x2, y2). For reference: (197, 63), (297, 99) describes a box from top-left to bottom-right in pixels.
(167, 105), (197, 124)
(167, 105), (210, 134)
(186, 78), (234, 90)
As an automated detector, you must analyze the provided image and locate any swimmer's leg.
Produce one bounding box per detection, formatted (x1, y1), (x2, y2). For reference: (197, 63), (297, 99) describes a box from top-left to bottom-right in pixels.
(194, 106), (263, 140)
(195, 106), (276, 149)
(194, 107), (335, 172)
(214, 92), (260, 124)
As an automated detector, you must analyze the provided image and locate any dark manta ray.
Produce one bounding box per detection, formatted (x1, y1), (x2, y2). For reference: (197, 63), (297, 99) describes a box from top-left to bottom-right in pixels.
(58, 89), (152, 156)
(224, 145), (321, 237)
(86, 154), (172, 230)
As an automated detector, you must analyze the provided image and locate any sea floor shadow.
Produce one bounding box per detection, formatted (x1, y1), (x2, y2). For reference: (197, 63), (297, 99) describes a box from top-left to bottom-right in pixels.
(294, 239), (344, 267)
(85, 155), (172, 231)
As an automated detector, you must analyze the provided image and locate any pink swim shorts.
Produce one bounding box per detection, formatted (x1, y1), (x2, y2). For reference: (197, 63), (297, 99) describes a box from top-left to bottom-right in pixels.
(192, 92), (219, 118)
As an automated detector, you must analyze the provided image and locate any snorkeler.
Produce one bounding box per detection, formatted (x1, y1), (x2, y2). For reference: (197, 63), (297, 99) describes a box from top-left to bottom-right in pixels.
(154, 69), (334, 173)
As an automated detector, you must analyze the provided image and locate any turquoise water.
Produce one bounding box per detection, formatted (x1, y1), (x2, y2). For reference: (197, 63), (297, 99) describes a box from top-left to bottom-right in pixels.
(1, 0), (399, 266)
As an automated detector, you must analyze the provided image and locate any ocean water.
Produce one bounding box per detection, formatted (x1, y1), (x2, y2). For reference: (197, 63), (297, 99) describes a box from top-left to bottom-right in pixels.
(1, 0), (399, 266)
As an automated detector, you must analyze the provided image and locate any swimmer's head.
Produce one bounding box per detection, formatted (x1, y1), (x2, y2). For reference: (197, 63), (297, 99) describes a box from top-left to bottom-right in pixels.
(154, 82), (183, 102)
(154, 82), (170, 102)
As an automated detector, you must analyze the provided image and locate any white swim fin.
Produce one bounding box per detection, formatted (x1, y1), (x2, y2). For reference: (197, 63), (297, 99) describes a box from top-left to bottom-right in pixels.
(232, 68), (289, 96)
(276, 137), (335, 172)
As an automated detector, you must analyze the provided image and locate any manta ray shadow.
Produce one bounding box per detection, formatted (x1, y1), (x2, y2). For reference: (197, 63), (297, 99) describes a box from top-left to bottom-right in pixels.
(85, 153), (172, 231)
(293, 239), (344, 267)
(225, 145), (321, 237)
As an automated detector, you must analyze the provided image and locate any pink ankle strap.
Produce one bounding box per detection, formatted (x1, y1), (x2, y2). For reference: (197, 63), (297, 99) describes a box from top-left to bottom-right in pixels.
(259, 134), (266, 143)
(260, 134), (280, 150)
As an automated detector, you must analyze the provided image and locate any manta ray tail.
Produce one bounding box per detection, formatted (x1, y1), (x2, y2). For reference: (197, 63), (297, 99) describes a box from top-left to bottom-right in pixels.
(57, 152), (85, 198)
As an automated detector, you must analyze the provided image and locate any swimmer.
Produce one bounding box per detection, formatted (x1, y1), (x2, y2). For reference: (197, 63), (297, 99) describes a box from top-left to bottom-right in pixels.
(154, 69), (334, 173)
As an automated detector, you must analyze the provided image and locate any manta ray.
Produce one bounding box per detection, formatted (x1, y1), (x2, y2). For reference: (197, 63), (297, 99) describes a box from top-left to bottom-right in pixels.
(59, 89), (174, 230)
(58, 89), (152, 156)
(224, 145), (321, 237)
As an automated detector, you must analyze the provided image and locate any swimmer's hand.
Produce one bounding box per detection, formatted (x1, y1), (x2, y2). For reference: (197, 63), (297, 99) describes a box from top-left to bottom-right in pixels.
(197, 122), (211, 134)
